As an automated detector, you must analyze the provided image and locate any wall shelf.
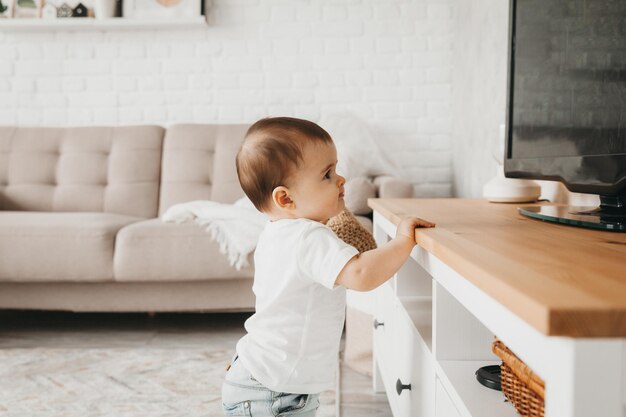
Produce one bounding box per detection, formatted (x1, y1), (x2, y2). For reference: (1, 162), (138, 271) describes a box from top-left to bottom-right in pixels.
(0, 17), (206, 30)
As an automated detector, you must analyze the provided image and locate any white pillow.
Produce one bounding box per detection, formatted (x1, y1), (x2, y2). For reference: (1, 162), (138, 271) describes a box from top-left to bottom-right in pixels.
(344, 177), (376, 216)
(320, 112), (401, 180)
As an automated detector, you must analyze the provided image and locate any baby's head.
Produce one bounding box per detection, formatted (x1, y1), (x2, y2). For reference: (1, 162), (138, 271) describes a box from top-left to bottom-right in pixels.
(236, 117), (346, 223)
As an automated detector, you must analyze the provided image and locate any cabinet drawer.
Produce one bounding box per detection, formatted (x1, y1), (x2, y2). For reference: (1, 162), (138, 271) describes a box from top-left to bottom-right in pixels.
(394, 301), (435, 417)
(372, 283), (400, 413)
(435, 377), (461, 417)
(373, 283), (395, 363)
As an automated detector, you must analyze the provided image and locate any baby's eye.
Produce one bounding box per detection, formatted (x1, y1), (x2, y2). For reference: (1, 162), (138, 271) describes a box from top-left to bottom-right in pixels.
(324, 170), (331, 179)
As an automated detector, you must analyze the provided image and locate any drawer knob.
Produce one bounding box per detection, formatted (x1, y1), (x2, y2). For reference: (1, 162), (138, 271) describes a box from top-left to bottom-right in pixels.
(373, 319), (384, 329)
(396, 378), (411, 395)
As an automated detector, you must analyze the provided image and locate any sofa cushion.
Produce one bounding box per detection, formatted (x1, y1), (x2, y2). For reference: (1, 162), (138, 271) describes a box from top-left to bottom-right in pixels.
(114, 219), (255, 282)
(344, 177), (376, 215)
(0, 211), (143, 282)
(355, 215), (373, 232)
(0, 126), (164, 218)
(158, 124), (249, 216)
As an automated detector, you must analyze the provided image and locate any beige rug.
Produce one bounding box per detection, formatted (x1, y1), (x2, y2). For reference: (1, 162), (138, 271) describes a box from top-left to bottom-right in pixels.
(0, 347), (336, 417)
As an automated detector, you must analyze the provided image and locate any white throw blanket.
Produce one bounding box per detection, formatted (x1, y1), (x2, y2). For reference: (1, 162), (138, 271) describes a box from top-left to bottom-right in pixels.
(161, 198), (267, 270)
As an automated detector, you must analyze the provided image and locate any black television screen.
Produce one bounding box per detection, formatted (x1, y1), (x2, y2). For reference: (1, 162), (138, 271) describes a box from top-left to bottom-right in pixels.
(504, 0), (626, 197)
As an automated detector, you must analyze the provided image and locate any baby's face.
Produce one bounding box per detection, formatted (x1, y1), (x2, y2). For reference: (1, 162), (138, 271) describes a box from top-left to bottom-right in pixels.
(288, 141), (346, 223)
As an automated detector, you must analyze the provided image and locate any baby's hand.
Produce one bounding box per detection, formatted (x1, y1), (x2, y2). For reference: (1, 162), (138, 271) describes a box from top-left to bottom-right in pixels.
(396, 216), (436, 243)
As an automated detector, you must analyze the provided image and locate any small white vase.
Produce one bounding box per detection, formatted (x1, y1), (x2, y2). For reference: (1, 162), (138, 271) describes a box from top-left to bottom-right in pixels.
(94, 0), (116, 19)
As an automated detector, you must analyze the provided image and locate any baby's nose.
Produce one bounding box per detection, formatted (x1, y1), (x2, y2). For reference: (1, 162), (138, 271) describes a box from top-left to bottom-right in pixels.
(337, 175), (345, 187)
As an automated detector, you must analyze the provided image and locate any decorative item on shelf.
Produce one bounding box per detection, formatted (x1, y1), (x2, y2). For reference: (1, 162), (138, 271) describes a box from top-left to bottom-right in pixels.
(492, 338), (545, 417)
(483, 123), (541, 203)
(93, 0), (114, 18)
(14, 0), (41, 18)
(71, 1), (86, 16)
(123, 0), (200, 18)
(40, 1), (56, 17)
(475, 364), (502, 391)
(56, 1), (71, 16)
(0, 0), (15, 18)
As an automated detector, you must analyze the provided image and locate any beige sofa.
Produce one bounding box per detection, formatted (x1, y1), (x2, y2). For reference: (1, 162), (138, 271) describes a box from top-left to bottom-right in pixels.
(0, 124), (412, 313)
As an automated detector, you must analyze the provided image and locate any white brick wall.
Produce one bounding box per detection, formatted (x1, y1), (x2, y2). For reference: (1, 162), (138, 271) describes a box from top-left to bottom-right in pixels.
(2, 0), (454, 197)
(450, 0), (508, 198)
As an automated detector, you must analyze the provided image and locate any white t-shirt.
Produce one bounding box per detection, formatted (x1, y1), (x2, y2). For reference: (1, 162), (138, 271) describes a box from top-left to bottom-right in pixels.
(236, 218), (359, 394)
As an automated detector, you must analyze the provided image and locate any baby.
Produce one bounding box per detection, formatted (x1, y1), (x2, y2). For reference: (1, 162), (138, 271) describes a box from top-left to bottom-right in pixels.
(222, 117), (434, 417)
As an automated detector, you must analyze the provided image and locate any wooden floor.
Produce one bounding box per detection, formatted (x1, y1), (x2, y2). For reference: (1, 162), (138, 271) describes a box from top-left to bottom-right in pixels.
(0, 311), (393, 417)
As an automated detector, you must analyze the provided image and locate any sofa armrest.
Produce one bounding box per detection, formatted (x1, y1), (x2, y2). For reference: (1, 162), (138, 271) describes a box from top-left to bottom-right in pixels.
(372, 176), (414, 198)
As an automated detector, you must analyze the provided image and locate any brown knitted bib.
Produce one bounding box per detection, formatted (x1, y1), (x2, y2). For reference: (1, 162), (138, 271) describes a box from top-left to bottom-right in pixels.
(327, 209), (377, 253)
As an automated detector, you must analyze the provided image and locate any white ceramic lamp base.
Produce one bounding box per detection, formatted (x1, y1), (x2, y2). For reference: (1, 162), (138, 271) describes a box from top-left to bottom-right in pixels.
(483, 165), (541, 203)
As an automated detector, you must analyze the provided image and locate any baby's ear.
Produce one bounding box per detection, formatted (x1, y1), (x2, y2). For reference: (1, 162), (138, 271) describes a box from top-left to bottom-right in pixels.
(272, 186), (294, 209)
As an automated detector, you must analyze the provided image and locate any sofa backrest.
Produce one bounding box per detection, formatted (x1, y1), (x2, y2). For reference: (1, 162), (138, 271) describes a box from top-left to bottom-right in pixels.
(158, 124), (248, 216)
(0, 126), (164, 218)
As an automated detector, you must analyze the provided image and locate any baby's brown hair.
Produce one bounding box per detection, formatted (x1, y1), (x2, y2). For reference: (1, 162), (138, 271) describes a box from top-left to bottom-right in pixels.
(236, 117), (333, 212)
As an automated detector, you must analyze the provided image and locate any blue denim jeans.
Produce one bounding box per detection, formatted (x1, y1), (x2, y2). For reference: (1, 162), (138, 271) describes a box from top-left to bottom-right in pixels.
(222, 354), (320, 417)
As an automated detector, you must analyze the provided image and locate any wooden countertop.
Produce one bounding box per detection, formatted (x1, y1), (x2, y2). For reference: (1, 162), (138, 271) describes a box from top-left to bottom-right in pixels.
(368, 198), (626, 338)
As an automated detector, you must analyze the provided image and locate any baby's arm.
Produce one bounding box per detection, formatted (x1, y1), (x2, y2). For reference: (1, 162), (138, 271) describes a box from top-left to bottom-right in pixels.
(335, 217), (435, 292)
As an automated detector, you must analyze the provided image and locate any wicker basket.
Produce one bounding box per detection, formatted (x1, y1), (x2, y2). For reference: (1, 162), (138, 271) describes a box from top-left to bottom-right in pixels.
(492, 339), (545, 417)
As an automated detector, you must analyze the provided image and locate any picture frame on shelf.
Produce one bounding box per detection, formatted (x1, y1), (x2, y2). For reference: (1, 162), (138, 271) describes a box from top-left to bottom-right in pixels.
(13, 0), (42, 18)
(0, 0), (15, 18)
(123, 0), (200, 18)
(92, 0), (115, 19)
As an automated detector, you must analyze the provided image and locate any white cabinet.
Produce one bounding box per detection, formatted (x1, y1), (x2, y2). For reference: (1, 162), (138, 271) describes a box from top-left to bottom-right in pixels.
(371, 212), (518, 417)
(371, 200), (626, 417)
